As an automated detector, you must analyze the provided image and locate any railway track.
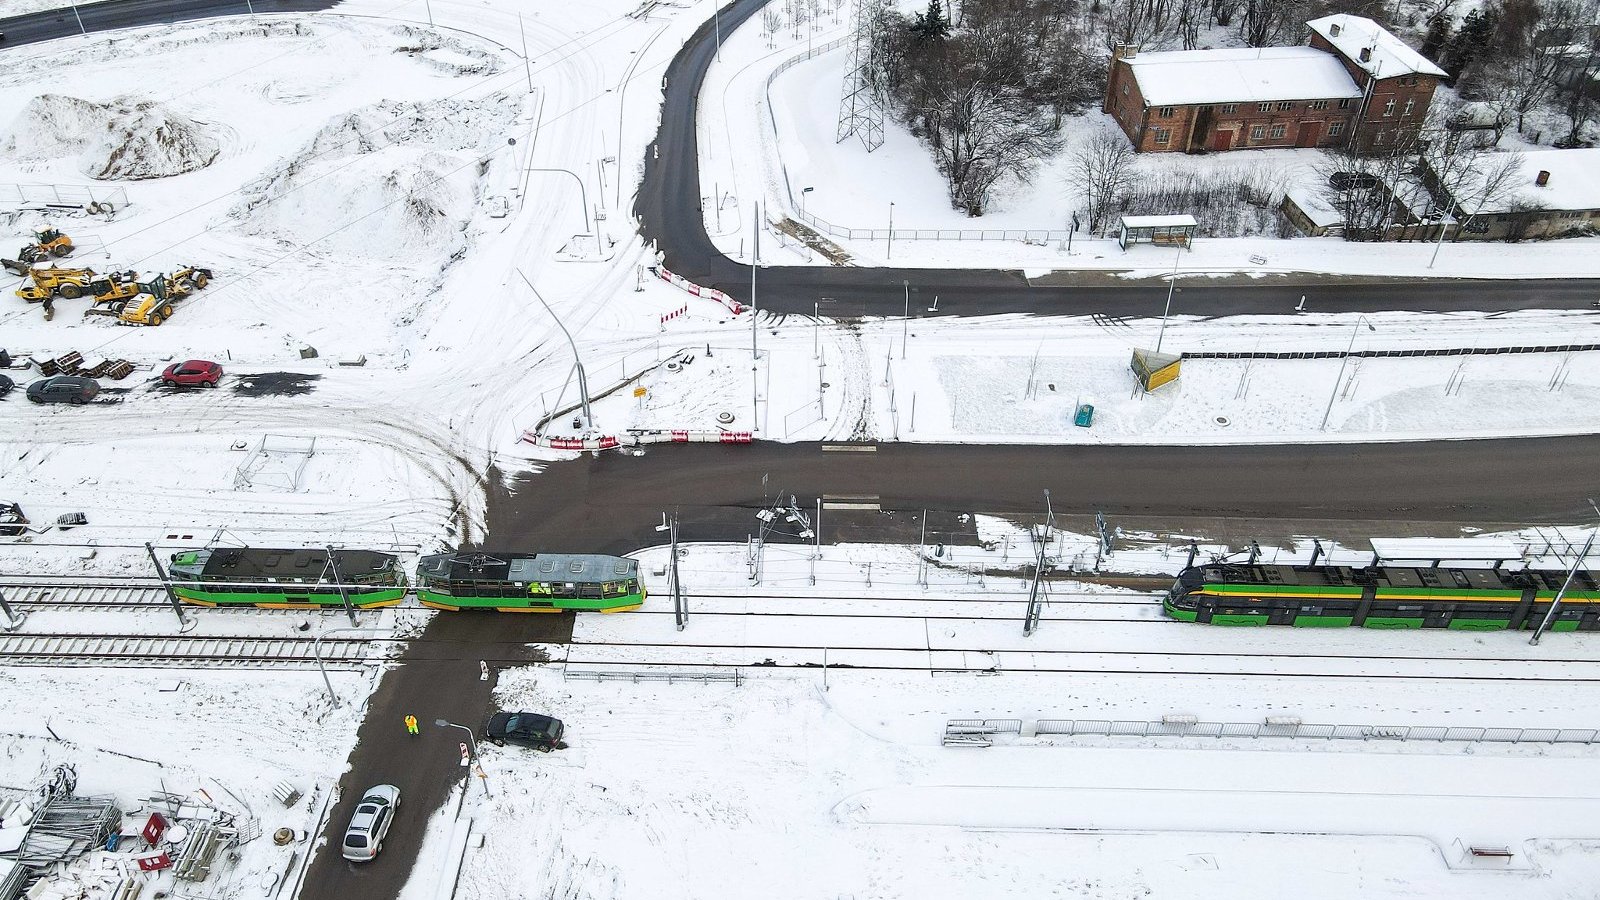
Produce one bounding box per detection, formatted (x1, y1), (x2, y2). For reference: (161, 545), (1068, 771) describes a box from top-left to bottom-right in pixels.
(0, 633), (380, 670)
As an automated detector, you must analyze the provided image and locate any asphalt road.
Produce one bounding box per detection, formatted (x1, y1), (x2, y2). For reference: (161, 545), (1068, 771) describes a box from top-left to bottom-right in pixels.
(485, 439), (1600, 554)
(296, 612), (571, 900)
(0, 0), (338, 42)
(634, 0), (1600, 319)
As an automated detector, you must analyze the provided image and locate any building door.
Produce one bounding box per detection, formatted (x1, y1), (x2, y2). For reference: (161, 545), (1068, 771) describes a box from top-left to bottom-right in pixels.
(1296, 122), (1322, 148)
(1210, 128), (1233, 151)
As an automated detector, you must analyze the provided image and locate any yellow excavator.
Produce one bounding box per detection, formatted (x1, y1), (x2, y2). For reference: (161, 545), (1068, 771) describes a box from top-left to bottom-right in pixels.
(90, 266), (214, 326)
(15, 266), (98, 302)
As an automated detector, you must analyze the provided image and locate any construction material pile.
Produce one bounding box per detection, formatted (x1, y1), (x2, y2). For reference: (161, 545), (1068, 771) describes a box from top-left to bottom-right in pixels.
(1, 94), (221, 181)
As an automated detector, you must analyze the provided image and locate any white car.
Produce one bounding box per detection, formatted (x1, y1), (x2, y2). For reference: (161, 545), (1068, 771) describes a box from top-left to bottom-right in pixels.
(341, 784), (400, 862)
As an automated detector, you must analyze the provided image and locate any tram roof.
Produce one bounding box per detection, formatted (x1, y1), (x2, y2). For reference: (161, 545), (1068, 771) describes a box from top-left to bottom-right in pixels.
(191, 547), (398, 579)
(1369, 538), (1527, 566)
(420, 552), (637, 584)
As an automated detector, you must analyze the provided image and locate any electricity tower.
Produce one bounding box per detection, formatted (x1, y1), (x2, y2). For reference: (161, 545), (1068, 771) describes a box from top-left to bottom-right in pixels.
(835, 0), (886, 151)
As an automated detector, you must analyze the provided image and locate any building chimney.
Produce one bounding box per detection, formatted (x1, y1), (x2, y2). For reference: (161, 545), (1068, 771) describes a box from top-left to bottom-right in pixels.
(1537, 170), (1551, 187)
(1124, 44), (1138, 59)
(1359, 47), (1372, 63)
(1330, 22), (1342, 36)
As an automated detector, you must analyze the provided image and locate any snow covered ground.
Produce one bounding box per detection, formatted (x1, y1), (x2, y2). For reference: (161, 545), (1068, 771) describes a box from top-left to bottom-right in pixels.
(702, 5), (1600, 277)
(3, 2), (1600, 900)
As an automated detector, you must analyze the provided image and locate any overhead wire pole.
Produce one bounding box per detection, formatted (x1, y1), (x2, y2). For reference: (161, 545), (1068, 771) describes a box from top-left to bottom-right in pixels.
(751, 202), (760, 430)
(1023, 526), (1047, 635)
(145, 542), (195, 633)
(0, 589), (26, 632)
(1530, 528), (1597, 645)
(518, 270), (593, 429)
(326, 545), (357, 626)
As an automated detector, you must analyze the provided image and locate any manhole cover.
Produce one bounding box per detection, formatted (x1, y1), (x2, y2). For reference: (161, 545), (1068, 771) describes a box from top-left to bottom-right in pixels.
(716, 411), (734, 424)
(1214, 416), (1230, 426)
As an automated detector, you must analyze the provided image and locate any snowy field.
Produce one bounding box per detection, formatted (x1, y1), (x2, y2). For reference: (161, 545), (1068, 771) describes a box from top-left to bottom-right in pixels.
(2, 2), (1600, 900)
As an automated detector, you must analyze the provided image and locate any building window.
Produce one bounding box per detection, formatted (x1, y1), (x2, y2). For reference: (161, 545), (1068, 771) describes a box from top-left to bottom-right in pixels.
(1222, 103), (1237, 114)
(1309, 100), (1328, 110)
(1402, 98), (1415, 117)
(1258, 102), (1271, 112)
(1278, 101), (1293, 111)
(1251, 125), (1266, 141)
(1383, 98), (1396, 117)
(1466, 218), (1490, 233)
(1328, 120), (1345, 136)
(1159, 106), (1174, 118)
(1270, 123), (1286, 138)
(1154, 127), (1171, 145)
(1339, 98), (1352, 109)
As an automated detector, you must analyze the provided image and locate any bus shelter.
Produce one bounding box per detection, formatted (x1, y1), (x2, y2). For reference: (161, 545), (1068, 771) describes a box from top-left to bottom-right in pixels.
(1118, 214), (1197, 251)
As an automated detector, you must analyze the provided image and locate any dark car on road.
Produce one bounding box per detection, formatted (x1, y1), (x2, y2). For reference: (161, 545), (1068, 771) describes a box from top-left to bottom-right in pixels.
(27, 376), (99, 404)
(485, 712), (564, 752)
(162, 359), (223, 388)
(0, 374), (12, 398)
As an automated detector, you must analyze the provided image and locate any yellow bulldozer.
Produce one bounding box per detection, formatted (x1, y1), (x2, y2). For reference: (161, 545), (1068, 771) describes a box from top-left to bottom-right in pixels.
(87, 266), (214, 326)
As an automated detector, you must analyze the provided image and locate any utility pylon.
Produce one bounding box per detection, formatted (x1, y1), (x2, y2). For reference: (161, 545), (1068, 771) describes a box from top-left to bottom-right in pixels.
(835, 0), (886, 151)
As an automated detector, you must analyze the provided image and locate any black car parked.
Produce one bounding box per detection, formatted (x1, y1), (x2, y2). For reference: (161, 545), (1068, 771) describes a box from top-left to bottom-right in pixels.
(27, 376), (99, 404)
(0, 374), (13, 398)
(485, 712), (564, 752)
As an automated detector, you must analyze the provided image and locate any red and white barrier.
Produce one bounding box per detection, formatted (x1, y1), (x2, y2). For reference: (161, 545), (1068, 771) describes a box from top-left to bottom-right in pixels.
(659, 303), (689, 325)
(651, 266), (745, 315)
(520, 429), (754, 450)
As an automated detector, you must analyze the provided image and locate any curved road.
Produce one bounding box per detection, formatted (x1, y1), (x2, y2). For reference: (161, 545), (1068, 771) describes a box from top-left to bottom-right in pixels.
(7, 4), (1600, 900)
(635, 0), (1600, 318)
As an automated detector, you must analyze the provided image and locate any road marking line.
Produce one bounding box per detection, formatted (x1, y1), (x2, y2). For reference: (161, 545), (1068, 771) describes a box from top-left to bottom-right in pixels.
(821, 444), (876, 452)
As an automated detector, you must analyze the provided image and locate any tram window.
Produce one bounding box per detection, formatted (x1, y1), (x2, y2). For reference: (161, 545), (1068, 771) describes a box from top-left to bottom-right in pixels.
(1394, 604), (1424, 614)
(1301, 604), (1323, 615)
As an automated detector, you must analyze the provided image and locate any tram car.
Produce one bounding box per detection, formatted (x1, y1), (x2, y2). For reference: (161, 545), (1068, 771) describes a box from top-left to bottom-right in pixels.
(416, 551), (645, 612)
(1164, 561), (1600, 630)
(167, 548), (407, 608)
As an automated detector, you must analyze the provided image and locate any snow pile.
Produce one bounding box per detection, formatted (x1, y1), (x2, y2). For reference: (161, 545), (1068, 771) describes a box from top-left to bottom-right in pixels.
(228, 97), (521, 261)
(0, 94), (221, 180)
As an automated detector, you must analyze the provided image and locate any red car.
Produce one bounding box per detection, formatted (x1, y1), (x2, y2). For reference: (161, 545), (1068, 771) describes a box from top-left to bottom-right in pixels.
(161, 360), (223, 388)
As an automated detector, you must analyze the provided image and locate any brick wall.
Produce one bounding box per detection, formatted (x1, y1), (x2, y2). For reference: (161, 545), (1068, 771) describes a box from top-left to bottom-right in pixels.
(1308, 32), (1440, 152)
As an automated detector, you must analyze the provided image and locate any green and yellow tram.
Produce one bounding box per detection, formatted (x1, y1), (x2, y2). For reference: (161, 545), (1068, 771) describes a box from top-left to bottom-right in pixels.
(416, 551), (645, 613)
(167, 548), (407, 608)
(1165, 561), (1600, 631)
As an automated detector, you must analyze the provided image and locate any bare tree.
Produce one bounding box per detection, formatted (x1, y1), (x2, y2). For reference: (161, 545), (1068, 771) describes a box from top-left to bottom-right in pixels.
(1238, 0), (1307, 47)
(1065, 130), (1137, 234)
(1448, 151), (1527, 239)
(763, 9), (782, 48)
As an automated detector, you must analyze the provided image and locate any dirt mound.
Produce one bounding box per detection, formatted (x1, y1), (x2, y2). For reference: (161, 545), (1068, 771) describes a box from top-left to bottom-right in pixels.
(1, 94), (221, 180)
(228, 97), (520, 262)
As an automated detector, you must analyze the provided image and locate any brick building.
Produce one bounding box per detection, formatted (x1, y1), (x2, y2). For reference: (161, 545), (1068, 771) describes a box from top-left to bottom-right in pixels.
(1103, 15), (1446, 154)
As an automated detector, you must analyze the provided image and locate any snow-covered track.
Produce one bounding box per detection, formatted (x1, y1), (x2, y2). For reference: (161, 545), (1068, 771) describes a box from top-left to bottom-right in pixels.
(0, 632), (375, 670)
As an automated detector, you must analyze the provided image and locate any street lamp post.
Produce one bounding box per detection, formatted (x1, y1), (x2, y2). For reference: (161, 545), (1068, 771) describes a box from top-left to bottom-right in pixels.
(1426, 211), (1451, 269)
(1155, 244), (1181, 355)
(1319, 317), (1377, 432)
(887, 202), (895, 259)
(436, 719), (492, 798)
(901, 280), (910, 359)
(518, 270), (593, 429)
(801, 186), (813, 219)
(526, 167), (591, 233)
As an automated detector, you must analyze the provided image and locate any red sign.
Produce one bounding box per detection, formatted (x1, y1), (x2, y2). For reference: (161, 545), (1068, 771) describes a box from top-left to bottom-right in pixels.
(136, 852), (172, 872)
(141, 812), (168, 847)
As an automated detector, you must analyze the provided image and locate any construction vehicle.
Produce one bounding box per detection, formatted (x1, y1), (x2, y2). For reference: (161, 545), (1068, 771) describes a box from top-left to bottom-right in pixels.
(15, 225), (74, 264)
(14, 266), (98, 302)
(87, 266), (214, 326)
(85, 270), (142, 306)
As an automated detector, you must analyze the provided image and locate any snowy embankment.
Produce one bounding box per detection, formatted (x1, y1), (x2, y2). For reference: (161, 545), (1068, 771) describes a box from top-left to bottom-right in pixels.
(698, 5), (1600, 278)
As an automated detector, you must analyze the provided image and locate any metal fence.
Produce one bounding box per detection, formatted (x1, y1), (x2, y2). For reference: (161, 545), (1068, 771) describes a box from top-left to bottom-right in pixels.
(0, 183), (130, 213)
(1026, 719), (1600, 744)
(1185, 343), (1600, 361)
(563, 668), (744, 686)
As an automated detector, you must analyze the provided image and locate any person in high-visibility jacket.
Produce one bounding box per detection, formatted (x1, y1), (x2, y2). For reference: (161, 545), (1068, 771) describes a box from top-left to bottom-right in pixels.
(404, 714), (419, 735)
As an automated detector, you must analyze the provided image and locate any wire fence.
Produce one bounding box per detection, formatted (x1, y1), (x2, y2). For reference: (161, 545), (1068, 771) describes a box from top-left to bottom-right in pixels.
(0, 183), (130, 214)
(945, 717), (1600, 746)
(1184, 343), (1600, 360)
